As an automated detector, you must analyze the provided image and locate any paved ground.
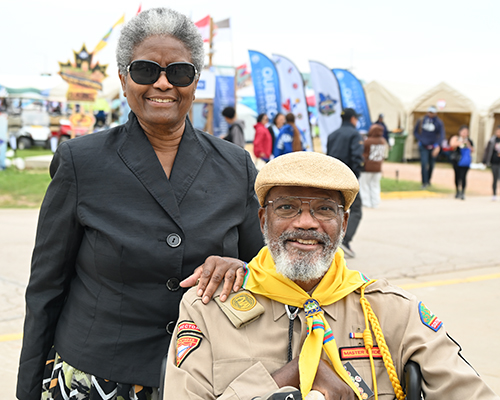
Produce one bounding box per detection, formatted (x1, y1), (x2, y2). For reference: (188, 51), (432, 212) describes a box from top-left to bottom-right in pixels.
(382, 160), (494, 196)
(1, 162), (499, 398)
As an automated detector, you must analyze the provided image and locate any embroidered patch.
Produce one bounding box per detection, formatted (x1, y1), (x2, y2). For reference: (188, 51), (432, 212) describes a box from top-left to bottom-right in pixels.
(176, 335), (202, 367)
(339, 346), (382, 360)
(230, 292), (256, 311)
(344, 361), (375, 399)
(419, 301), (443, 332)
(177, 320), (202, 337)
(304, 298), (322, 317)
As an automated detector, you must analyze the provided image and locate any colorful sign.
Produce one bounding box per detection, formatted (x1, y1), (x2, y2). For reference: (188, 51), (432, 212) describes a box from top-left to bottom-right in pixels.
(58, 44), (108, 102)
(308, 61), (342, 153)
(248, 50), (281, 121)
(213, 75), (235, 138)
(272, 54), (312, 151)
(333, 69), (371, 134)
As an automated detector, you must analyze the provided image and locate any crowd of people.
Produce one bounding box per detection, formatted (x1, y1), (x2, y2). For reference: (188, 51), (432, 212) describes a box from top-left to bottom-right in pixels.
(14, 6), (500, 400)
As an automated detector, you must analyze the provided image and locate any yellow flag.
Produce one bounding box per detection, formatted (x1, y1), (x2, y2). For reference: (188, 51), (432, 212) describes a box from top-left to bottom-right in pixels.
(93, 14), (125, 55)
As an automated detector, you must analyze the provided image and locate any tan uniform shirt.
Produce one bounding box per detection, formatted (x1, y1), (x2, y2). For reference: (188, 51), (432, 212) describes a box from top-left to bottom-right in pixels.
(164, 279), (498, 400)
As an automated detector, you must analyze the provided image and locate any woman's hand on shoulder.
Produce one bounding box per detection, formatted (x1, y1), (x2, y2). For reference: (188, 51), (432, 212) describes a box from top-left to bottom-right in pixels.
(180, 256), (247, 304)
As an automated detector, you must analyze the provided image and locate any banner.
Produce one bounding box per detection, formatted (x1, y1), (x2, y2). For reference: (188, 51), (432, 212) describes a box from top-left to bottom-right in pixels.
(213, 75), (235, 138)
(308, 61), (342, 153)
(194, 15), (211, 43)
(333, 69), (371, 134)
(248, 50), (281, 122)
(195, 69), (216, 99)
(272, 54), (312, 151)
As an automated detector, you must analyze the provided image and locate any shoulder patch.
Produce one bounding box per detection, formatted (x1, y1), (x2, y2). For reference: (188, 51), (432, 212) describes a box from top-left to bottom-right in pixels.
(177, 320), (203, 337)
(418, 301), (443, 332)
(176, 335), (202, 367)
(230, 292), (257, 311)
(215, 290), (265, 328)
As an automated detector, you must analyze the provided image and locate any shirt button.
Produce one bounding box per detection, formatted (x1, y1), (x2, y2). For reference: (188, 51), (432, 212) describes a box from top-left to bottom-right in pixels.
(166, 278), (180, 291)
(166, 321), (176, 335)
(166, 233), (181, 248)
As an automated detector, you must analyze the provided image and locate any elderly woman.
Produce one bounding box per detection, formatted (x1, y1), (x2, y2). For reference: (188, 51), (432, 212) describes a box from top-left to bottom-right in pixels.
(17, 8), (263, 400)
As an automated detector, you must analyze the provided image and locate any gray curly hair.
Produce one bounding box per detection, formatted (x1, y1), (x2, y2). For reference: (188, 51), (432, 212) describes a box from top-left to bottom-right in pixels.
(116, 8), (204, 76)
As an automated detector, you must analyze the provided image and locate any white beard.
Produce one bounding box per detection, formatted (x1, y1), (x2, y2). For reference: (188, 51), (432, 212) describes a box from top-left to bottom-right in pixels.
(263, 220), (344, 283)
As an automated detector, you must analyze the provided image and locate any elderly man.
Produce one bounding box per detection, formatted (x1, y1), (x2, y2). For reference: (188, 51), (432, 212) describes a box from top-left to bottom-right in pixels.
(164, 152), (498, 400)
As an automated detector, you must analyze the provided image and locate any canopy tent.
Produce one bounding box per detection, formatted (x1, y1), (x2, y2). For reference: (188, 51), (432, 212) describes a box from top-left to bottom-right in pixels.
(364, 81), (406, 133)
(482, 97), (500, 161)
(405, 82), (480, 161)
(46, 77), (122, 102)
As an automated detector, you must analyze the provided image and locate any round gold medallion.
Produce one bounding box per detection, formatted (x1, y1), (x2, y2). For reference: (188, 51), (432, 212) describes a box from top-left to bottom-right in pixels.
(230, 292), (256, 311)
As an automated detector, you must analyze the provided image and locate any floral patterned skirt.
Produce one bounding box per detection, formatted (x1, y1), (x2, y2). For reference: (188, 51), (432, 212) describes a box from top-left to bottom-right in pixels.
(41, 347), (158, 400)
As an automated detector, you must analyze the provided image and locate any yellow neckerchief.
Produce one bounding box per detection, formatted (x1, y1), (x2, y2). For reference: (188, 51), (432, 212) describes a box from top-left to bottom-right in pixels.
(242, 246), (370, 399)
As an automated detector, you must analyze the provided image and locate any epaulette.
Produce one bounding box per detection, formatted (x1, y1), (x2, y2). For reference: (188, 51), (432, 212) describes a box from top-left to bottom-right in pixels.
(214, 290), (264, 328)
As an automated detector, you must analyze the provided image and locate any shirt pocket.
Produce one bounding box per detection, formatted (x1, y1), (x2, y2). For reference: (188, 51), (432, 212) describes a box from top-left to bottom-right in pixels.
(213, 358), (283, 396)
(350, 359), (397, 398)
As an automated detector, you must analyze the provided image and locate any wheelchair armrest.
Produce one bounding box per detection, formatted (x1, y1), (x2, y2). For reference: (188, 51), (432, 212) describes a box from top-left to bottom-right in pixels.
(404, 360), (423, 400)
(158, 354), (168, 400)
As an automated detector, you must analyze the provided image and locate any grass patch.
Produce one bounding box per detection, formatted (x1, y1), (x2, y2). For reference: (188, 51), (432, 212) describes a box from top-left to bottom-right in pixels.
(10, 147), (53, 159)
(0, 167), (51, 208)
(381, 177), (452, 193)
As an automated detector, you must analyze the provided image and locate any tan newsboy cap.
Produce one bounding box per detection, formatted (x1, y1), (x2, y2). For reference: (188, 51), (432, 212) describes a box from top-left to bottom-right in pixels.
(255, 152), (359, 210)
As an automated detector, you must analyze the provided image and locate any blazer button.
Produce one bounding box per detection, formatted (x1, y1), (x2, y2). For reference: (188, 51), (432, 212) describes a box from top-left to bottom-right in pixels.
(166, 233), (181, 248)
(166, 278), (180, 291)
(166, 321), (176, 335)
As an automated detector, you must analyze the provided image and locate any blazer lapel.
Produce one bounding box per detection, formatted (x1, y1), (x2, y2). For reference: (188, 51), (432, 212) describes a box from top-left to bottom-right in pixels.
(169, 118), (207, 205)
(117, 113), (184, 231)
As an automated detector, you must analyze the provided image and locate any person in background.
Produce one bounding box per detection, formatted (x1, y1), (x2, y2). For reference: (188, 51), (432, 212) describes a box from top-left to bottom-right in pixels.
(0, 110), (7, 170)
(17, 8), (263, 400)
(253, 113), (272, 166)
(482, 125), (500, 201)
(326, 108), (364, 258)
(413, 106), (445, 188)
(268, 112), (285, 153)
(374, 113), (389, 142)
(222, 106), (246, 148)
(449, 125), (474, 200)
(273, 113), (306, 158)
(359, 124), (388, 208)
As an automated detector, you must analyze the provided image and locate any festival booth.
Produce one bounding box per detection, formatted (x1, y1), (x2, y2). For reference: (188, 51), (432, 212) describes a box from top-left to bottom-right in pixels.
(483, 97), (500, 162)
(364, 81), (406, 132)
(405, 82), (479, 161)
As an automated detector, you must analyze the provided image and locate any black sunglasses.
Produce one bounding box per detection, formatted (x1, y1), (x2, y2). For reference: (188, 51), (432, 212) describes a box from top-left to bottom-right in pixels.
(127, 60), (198, 87)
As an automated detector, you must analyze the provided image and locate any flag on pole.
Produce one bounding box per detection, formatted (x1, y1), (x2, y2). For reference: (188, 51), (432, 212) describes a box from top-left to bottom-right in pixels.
(332, 69), (371, 134)
(235, 64), (251, 88)
(272, 54), (312, 151)
(93, 14), (126, 55)
(308, 60), (342, 153)
(213, 18), (232, 43)
(194, 15), (211, 43)
(248, 50), (281, 121)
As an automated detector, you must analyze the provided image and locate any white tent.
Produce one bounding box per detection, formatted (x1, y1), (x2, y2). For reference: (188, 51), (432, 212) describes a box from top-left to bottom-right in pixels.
(405, 82), (480, 161)
(364, 81), (406, 132)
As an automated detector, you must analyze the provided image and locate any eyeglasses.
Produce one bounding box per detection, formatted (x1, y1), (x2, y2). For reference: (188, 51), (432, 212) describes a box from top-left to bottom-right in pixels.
(127, 60), (198, 86)
(264, 196), (344, 221)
